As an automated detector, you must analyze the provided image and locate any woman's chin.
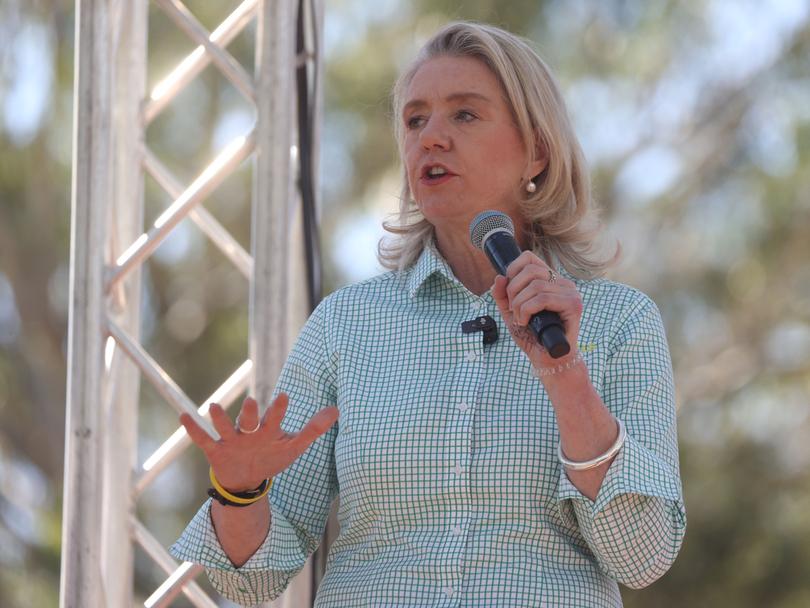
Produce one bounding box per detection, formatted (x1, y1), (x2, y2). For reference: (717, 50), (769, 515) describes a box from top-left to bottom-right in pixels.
(417, 206), (459, 226)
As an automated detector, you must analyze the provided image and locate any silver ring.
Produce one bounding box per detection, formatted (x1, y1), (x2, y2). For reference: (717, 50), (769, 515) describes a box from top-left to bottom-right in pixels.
(548, 269), (558, 284)
(236, 416), (261, 434)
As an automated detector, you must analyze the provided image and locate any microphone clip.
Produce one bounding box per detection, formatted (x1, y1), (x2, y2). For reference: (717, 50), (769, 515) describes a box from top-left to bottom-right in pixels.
(461, 315), (499, 345)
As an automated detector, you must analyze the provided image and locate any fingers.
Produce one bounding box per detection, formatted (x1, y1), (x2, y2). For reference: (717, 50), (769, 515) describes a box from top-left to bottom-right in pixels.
(492, 275), (514, 322)
(499, 254), (577, 325)
(291, 406), (339, 454)
(505, 250), (547, 279)
(506, 265), (545, 300)
(492, 274), (508, 304)
(510, 290), (566, 325)
(262, 392), (289, 430)
(261, 394), (338, 455)
(506, 264), (565, 306)
(209, 403), (237, 441)
(236, 396), (260, 433)
(180, 412), (217, 453)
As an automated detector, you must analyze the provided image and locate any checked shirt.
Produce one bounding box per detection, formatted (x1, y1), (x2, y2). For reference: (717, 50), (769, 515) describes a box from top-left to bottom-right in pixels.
(171, 241), (687, 607)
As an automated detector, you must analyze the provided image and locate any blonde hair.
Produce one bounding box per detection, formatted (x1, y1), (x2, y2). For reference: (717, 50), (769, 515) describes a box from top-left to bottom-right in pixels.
(378, 21), (620, 280)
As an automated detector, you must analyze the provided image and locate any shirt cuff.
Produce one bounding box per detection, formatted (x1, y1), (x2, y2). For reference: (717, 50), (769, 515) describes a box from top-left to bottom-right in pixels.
(169, 496), (310, 574)
(556, 433), (683, 525)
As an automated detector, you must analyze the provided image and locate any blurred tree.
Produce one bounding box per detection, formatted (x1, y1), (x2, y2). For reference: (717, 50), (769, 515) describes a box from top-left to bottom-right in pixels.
(0, 0), (808, 606)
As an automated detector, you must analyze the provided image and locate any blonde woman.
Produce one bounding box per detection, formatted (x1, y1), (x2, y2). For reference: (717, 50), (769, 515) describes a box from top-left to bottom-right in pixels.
(173, 21), (686, 607)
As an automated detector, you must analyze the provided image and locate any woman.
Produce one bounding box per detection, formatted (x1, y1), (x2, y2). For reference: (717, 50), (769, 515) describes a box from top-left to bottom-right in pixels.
(172, 21), (686, 607)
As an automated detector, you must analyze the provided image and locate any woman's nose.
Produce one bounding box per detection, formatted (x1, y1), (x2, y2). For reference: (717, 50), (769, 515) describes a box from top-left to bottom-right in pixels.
(418, 116), (451, 150)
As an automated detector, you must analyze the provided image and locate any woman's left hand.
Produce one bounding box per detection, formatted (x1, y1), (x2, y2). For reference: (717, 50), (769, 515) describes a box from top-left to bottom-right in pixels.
(492, 250), (583, 369)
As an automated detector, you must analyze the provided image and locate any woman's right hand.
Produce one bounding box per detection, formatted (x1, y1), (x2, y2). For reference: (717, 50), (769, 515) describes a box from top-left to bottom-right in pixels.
(180, 393), (339, 492)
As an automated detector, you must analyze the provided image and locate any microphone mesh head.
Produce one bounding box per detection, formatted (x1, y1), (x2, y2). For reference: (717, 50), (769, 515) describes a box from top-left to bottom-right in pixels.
(469, 211), (515, 250)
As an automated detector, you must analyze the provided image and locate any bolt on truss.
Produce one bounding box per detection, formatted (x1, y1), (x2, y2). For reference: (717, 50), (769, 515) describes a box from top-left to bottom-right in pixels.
(60, 1), (329, 606)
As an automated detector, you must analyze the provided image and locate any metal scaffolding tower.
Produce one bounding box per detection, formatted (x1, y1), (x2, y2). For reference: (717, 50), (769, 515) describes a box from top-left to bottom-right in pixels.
(60, 1), (329, 605)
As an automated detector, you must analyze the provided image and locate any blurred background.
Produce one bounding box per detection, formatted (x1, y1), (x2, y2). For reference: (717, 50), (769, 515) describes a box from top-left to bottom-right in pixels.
(1, 0), (810, 606)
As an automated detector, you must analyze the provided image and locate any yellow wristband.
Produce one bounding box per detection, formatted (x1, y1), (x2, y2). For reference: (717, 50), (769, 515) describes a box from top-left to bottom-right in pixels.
(209, 467), (272, 505)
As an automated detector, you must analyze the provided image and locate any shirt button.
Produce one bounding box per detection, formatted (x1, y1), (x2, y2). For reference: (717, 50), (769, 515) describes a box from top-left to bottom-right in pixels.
(465, 351), (477, 362)
(457, 402), (469, 412)
(444, 586), (454, 597)
(454, 463), (464, 476)
(452, 524), (463, 535)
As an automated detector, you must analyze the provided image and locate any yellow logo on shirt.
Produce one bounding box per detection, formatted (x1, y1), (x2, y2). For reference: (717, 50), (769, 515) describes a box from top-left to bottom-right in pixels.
(578, 342), (597, 353)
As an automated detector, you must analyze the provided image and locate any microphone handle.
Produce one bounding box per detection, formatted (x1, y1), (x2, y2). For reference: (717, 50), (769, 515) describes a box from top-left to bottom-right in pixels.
(483, 232), (571, 359)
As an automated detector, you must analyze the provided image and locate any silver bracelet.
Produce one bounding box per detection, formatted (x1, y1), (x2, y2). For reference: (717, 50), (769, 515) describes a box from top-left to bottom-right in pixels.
(558, 418), (626, 471)
(532, 351), (585, 378)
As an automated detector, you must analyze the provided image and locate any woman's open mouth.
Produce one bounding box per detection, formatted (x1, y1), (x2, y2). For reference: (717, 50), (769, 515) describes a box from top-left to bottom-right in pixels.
(421, 172), (456, 185)
(420, 164), (456, 185)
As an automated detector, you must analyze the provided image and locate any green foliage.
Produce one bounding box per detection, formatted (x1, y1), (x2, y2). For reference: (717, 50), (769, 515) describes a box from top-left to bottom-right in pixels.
(1, 0), (809, 606)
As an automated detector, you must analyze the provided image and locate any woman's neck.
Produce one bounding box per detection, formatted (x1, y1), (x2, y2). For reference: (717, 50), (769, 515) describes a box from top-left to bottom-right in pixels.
(433, 229), (498, 296)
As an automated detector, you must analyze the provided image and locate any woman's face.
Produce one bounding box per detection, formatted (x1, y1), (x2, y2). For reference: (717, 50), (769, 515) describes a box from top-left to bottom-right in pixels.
(402, 55), (544, 235)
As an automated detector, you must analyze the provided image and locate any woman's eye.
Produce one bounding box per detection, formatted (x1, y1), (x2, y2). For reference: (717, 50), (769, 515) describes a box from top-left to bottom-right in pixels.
(456, 110), (476, 122)
(406, 116), (425, 129)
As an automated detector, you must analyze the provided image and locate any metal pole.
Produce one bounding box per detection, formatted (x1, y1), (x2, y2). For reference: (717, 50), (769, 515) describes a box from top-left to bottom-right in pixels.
(60, 1), (111, 606)
(100, 1), (147, 605)
(302, 0), (339, 594)
(251, 0), (296, 407)
(252, 1), (315, 606)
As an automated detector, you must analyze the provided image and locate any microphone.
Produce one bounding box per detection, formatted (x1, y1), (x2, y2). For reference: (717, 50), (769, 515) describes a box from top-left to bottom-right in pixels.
(469, 210), (570, 359)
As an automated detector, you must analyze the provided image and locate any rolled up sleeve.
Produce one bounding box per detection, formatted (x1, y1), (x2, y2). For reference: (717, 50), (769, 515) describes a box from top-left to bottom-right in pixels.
(169, 494), (319, 602)
(556, 295), (687, 589)
(170, 298), (339, 604)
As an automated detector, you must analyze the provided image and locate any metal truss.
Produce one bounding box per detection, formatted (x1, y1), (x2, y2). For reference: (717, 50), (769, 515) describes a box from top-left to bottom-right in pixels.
(60, 1), (326, 606)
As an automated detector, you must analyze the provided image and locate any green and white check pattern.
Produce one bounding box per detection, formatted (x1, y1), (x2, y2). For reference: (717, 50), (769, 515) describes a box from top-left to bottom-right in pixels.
(171, 241), (686, 607)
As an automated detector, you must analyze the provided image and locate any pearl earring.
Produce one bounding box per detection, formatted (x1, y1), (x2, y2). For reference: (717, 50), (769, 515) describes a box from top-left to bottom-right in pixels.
(526, 180), (537, 194)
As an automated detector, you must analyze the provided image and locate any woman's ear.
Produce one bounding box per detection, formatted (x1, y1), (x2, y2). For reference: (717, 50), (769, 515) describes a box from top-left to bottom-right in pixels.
(528, 130), (548, 178)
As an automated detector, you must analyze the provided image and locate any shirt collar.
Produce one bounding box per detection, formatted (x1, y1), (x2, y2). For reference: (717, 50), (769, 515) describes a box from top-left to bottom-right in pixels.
(406, 238), (573, 299)
(406, 239), (457, 299)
